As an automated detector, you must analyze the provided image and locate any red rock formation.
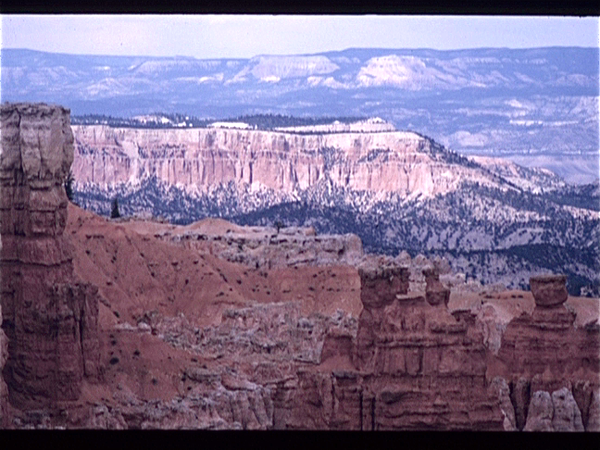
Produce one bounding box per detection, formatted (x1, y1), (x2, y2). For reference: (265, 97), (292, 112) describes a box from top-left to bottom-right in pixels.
(287, 265), (505, 430)
(495, 275), (600, 431)
(529, 274), (568, 307)
(357, 268), (503, 430)
(0, 103), (100, 410)
(0, 299), (8, 427)
(423, 267), (450, 307)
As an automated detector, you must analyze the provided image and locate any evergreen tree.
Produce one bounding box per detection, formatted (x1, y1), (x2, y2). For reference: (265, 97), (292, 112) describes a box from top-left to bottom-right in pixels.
(110, 197), (121, 219)
(274, 220), (284, 234)
(64, 170), (75, 202)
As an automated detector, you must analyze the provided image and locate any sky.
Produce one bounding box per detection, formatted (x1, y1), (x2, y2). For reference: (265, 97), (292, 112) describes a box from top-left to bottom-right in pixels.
(1, 15), (599, 59)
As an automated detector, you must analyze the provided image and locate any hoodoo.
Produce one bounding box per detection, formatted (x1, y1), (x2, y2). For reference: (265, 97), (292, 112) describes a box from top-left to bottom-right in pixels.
(0, 103), (100, 410)
(495, 275), (600, 431)
(285, 265), (505, 430)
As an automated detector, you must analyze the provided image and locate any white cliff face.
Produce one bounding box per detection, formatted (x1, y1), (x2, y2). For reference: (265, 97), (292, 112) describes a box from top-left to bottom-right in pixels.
(72, 125), (502, 198)
(356, 55), (469, 90)
(248, 55), (340, 80)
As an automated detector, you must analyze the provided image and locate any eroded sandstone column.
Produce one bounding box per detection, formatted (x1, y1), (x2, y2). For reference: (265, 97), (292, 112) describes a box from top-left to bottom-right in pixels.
(354, 265), (504, 430)
(496, 274), (600, 431)
(423, 267), (450, 307)
(0, 103), (99, 410)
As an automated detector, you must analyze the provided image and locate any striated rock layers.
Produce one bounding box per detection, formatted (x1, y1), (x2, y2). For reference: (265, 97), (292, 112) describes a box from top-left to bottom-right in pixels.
(495, 275), (600, 431)
(0, 103), (100, 410)
(286, 266), (505, 430)
(71, 125), (499, 197)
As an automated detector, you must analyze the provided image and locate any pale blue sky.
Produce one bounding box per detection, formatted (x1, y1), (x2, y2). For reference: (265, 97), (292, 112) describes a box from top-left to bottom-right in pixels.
(1, 15), (598, 59)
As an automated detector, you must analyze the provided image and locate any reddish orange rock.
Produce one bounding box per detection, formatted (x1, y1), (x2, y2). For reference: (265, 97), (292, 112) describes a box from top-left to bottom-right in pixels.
(530, 274), (568, 308)
(288, 265), (504, 431)
(0, 103), (100, 411)
(493, 275), (600, 431)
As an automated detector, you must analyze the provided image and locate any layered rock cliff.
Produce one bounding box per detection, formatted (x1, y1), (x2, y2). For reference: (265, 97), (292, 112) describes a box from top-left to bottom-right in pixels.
(285, 266), (505, 430)
(71, 125), (501, 197)
(2, 193), (597, 430)
(1, 103), (598, 430)
(0, 103), (100, 411)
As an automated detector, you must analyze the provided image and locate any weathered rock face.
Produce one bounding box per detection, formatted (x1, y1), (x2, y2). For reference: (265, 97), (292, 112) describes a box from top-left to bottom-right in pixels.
(523, 388), (585, 432)
(0, 103), (100, 410)
(494, 275), (600, 431)
(71, 125), (496, 197)
(286, 266), (505, 431)
(356, 267), (503, 430)
(157, 221), (364, 270)
(530, 274), (568, 308)
(2, 193), (595, 430)
(423, 267), (450, 307)
(0, 296), (8, 427)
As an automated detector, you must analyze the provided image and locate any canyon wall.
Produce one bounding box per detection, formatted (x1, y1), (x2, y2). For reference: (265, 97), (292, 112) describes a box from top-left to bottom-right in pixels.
(0, 103), (100, 411)
(71, 125), (497, 197)
(0, 103), (597, 430)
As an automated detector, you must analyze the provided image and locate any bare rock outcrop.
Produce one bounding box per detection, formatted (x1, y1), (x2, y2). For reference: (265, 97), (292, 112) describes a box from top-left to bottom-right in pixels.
(524, 388), (585, 432)
(286, 265), (505, 430)
(0, 298), (8, 426)
(159, 222), (364, 269)
(356, 267), (503, 430)
(495, 275), (600, 431)
(423, 267), (450, 306)
(489, 377), (517, 431)
(530, 274), (568, 308)
(0, 103), (100, 410)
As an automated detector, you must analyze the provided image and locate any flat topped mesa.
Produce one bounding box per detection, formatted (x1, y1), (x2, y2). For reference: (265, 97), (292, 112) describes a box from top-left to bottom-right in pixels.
(529, 274), (568, 308)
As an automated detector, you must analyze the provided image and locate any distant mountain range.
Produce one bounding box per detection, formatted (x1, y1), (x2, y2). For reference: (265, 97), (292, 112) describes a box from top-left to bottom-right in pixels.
(2, 47), (598, 182)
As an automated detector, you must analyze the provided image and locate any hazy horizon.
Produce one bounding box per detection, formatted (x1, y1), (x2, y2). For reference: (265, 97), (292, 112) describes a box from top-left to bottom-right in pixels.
(2, 15), (598, 59)
(3, 44), (600, 60)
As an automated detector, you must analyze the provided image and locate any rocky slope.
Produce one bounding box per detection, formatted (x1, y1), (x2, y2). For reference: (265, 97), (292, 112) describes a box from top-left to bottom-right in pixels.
(493, 275), (600, 431)
(70, 124), (599, 296)
(151, 219), (364, 270)
(3, 198), (599, 430)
